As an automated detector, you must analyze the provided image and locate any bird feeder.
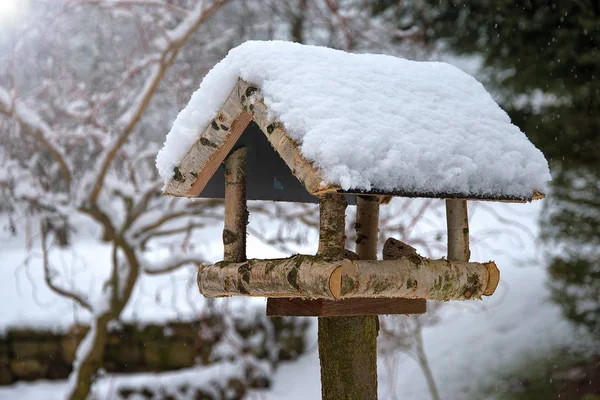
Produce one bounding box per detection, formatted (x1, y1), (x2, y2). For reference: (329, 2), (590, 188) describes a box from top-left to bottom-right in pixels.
(156, 41), (551, 317)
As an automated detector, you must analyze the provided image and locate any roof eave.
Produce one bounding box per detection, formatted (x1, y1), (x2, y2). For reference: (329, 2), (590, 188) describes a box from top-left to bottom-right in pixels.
(163, 78), (339, 199)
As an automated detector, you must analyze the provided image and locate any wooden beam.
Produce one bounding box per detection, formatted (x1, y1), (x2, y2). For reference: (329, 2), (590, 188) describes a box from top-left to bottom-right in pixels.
(237, 80), (340, 196)
(444, 200), (499, 297)
(267, 298), (426, 317)
(223, 147), (248, 263)
(342, 190), (545, 203)
(187, 113), (251, 197)
(446, 199), (470, 262)
(163, 81), (251, 197)
(355, 195), (380, 260)
(198, 254), (499, 301)
(315, 193), (377, 400)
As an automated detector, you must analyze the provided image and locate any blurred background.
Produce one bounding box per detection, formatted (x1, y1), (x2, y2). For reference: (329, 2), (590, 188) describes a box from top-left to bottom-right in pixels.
(0, 1), (597, 399)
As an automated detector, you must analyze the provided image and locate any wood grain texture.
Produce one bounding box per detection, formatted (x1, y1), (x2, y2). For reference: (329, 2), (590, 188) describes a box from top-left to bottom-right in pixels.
(163, 81), (250, 197)
(267, 298), (426, 316)
(237, 80), (340, 196)
(483, 261), (500, 296)
(446, 199), (470, 262)
(223, 147), (247, 263)
(187, 112), (251, 197)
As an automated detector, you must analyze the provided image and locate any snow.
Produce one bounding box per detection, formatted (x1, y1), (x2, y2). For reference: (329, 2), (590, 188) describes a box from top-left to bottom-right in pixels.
(0, 214), (290, 334)
(0, 201), (590, 399)
(0, 362), (246, 400)
(263, 201), (586, 400)
(156, 40), (551, 199)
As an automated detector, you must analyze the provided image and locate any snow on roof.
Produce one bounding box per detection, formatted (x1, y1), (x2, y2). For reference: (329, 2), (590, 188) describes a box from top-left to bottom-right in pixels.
(156, 40), (551, 200)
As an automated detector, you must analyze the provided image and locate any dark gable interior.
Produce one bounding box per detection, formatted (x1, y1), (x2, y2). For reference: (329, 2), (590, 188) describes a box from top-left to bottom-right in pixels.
(199, 121), (360, 204)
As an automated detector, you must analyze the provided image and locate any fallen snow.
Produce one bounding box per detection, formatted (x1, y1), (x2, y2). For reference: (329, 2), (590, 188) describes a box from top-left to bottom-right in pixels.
(1, 200), (589, 399)
(0, 362), (246, 400)
(0, 213), (290, 334)
(263, 200), (586, 400)
(156, 40), (551, 199)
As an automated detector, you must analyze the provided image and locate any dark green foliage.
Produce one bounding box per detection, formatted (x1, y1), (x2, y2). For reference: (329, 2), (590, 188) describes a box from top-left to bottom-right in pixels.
(412, 1), (600, 337)
(423, 0), (600, 166)
(541, 167), (600, 338)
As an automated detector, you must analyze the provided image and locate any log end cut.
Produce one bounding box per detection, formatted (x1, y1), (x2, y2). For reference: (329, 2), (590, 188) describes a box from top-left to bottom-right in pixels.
(483, 261), (500, 296)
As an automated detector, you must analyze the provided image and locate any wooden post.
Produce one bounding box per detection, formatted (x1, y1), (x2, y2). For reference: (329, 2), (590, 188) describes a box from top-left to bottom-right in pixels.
(355, 195), (379, 260)
(446, 199), (470, 262)
(445, 199), (500, 294)
(318, 194), (378, 400)
(223, 147), (248, 263)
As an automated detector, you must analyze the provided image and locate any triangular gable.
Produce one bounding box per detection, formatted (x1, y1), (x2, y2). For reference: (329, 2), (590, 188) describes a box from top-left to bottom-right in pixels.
(162, 79), (338, 198)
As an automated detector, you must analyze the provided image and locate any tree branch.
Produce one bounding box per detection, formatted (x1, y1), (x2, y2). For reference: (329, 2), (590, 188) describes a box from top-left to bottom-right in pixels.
(88, 0), (229, 206)
(40, 221), (92, 311)
(0, 87), (72, 187)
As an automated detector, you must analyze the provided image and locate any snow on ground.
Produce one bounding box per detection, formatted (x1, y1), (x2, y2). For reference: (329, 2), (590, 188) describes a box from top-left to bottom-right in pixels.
(157, 40), (551, 198)
(0, 200), (585, 399)
(0, 362), (246, 400)
(263, 200), (582, 400)
(0, 210), (292, 333)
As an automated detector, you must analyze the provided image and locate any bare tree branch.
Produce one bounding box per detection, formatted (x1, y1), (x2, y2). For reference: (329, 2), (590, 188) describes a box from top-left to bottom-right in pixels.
(88, 0), (229, 206)
(40, 221), (92, 311)
(0, 87), (73, 187)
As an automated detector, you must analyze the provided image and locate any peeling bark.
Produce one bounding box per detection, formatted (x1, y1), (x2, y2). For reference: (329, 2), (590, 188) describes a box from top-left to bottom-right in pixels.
(317, 193), (378, 400)
(355, 195), (379, 260)
(223, 147), (248, 263)
(446, 199), (470, 262)
(198, 254), (499, 301)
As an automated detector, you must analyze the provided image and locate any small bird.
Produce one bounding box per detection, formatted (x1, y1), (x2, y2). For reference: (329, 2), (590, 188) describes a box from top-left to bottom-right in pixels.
(273, 177), (284, 190)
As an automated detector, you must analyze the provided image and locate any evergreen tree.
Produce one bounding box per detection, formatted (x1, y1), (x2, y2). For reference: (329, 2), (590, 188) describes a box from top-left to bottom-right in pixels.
(423, 0), (600, 166)
(417, 0), (600, 338)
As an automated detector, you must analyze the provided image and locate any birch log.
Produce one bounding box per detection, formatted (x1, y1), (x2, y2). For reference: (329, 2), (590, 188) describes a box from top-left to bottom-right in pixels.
(316, 193), (378, 400)
(355, 195), (379, 260)
(163, 81), (251, 197)
(446, 199), (470, 262)
(238, 80), (339, 195)
(223, 147), (248, 263)
(445, 199), (499, 295)
(198, 255), (499, 301)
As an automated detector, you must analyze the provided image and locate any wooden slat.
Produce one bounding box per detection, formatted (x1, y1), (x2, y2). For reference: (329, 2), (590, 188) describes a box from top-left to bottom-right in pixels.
(187, 112), (251, 197)
(237, 80), (340, 196)
(341, 189), (545, 203)
(446, 199), (470, 262)
(163, 81), (250, 197)
(266, 298), (427, 317)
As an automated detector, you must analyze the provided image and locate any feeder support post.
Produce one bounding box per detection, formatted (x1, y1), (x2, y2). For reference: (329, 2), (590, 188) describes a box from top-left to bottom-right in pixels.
(223, 147), (248, 263)
(446, 199), (470, 262)
(318, 194), (379, 400)
(355, 195), (380, 260)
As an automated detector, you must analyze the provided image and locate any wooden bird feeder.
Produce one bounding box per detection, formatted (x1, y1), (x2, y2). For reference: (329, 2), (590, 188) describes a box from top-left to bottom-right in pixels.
(157, 42), (549, 318)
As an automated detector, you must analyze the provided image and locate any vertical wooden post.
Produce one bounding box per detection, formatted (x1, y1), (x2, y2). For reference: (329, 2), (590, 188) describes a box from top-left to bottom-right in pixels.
(318, 193), (379, 400)
(446, 199), (470, 262)
(223, 147), (248, 263)
(355, 195), (380, 260)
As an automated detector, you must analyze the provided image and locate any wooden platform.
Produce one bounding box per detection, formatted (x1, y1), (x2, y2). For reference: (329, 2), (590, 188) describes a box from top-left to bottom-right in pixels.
(266, 297), (426, 317)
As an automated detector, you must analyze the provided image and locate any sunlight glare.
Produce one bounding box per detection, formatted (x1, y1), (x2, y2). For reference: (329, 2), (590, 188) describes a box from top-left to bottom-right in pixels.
(0, 0), (29, 26)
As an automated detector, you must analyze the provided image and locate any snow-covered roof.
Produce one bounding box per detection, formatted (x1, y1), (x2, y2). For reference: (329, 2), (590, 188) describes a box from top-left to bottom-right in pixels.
(156, 40), (551, 202)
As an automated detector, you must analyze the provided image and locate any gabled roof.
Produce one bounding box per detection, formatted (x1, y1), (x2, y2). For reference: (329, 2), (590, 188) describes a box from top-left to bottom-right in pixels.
(156, 41), (551, 202)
